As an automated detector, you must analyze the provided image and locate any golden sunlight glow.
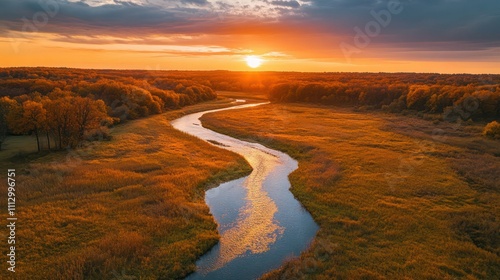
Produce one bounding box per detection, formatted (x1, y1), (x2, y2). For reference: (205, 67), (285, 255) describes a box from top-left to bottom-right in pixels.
(245, 55), (263, 69)
(200, 151), (283, 273)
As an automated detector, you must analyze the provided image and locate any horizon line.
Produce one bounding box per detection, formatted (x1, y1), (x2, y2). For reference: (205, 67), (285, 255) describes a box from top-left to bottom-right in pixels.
(1, 66), (499, 76)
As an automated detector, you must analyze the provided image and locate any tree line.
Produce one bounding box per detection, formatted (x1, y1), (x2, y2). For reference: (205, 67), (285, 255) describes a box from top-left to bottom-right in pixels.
(0, 68), (217, 151)
(2, 68), (499, 151)
(267, 75), (500, 121)
(0, 92), (108, 151)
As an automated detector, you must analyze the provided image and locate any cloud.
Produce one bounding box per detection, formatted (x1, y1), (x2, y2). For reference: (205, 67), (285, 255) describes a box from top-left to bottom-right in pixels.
(0, 0), (299, 37)
(297, 0), (500, 43)
(181, 0), (210, 6)
(0, 0), (498, 61)
(267, 1), (301, 9)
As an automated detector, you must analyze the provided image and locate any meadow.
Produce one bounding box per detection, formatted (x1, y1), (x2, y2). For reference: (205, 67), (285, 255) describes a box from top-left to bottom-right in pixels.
(201, 103), (499, 279)
(0, 68), (498, 279)
(0, 97), (252, 279)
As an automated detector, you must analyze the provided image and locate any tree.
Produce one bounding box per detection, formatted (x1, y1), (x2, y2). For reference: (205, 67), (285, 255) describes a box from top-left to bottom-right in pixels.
(406, 85), (431, 111)
(0, 97), (16, 150)
(73, 97), (108, 145)
(45, 97), (74, 149)
(8, 100), (47, 152)
(22, 101), (47, 152)
(483, 121), (500, 140)
(44, 96), (108, 149)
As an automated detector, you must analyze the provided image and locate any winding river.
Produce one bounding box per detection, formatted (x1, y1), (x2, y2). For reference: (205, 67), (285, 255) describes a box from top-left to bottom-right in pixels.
(171, 102), (318, 280)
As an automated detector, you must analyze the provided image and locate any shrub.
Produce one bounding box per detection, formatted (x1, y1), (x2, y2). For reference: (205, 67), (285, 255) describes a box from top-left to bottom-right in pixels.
(483, 121), (500, 139)
(84, 126), (112, 141)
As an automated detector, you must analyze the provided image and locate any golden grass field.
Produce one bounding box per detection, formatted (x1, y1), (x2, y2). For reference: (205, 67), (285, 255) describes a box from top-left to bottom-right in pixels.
(0, 97), (252, 279)
(1, 91), (498, 279)
(201, 103), (500, 279)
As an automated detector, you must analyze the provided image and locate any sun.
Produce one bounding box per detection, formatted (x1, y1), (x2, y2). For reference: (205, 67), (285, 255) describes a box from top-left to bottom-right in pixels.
(245, 55), (263, 69)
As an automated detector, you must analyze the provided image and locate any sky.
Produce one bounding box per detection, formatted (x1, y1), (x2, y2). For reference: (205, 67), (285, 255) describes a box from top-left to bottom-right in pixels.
(0, 0), (499, 73)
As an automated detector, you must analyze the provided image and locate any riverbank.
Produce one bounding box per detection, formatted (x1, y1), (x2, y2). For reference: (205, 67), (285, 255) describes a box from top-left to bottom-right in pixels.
(201, 103), (500, 279)
(0, 98), (253, 279)
(173, 103), (318, 279)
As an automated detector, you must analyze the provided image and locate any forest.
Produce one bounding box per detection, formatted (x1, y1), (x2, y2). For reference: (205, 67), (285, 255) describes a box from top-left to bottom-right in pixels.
(1, 68), (499, 152)
(0, 68), (217, 151)
(266, 73), (500, 121)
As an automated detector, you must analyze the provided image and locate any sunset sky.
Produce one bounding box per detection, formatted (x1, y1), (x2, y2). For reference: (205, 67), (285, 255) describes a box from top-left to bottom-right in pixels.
(0, 0), (499, 73)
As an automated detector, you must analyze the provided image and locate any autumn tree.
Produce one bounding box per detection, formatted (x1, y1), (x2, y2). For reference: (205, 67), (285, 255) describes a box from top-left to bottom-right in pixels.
(0, 97), (16, 150)
(483, 121), (500, 139)
(73, 96), (108, 146)
(406, 85), (431, 111)
(24, 101), (47, 152)
(43, 95), (109, 149)
(44, 96), (73, 149)
(8, 100), (47, 152)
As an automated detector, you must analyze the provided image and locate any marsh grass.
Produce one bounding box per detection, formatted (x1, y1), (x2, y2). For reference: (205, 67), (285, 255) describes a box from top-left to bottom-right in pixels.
(201, 103), (499, 279)
(0, 98), (252, 279)
(217, 91), (269, 101)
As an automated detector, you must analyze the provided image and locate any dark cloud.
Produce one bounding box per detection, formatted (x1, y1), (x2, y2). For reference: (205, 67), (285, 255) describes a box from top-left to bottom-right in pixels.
(180, 0), (210, 6)
(0, 0), (183, 28)
(297, 0), (500, 43)
(268, 1), (301, 9)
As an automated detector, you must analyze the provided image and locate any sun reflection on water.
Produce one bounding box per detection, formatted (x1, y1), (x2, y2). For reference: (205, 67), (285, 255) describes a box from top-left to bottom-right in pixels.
(200, 151), (283, 273)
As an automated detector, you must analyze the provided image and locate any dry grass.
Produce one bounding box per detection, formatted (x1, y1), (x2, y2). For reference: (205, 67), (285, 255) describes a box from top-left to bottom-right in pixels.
(0, 98), (252, 279)
(217, 91), (269, 101)
(201, 103), (500, 279)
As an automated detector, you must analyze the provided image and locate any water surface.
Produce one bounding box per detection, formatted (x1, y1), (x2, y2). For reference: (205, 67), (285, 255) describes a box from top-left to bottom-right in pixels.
(171, 102), (318, 280)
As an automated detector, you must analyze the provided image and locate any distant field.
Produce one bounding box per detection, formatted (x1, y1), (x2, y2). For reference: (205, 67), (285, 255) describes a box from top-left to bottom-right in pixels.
(0, 98), (252, 279)
(217, 90), (269, 101)
(201, 103), (500, 279)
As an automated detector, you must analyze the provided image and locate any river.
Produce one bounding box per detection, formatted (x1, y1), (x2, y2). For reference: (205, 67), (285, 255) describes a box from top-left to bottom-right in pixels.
(171, 102), (318, 280)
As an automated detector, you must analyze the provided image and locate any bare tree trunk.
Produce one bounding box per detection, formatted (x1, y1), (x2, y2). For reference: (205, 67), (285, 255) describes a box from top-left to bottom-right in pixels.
(34, 128), (40, 152)
(46, 132), (51, 151)
(58, 127), (62, 150)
